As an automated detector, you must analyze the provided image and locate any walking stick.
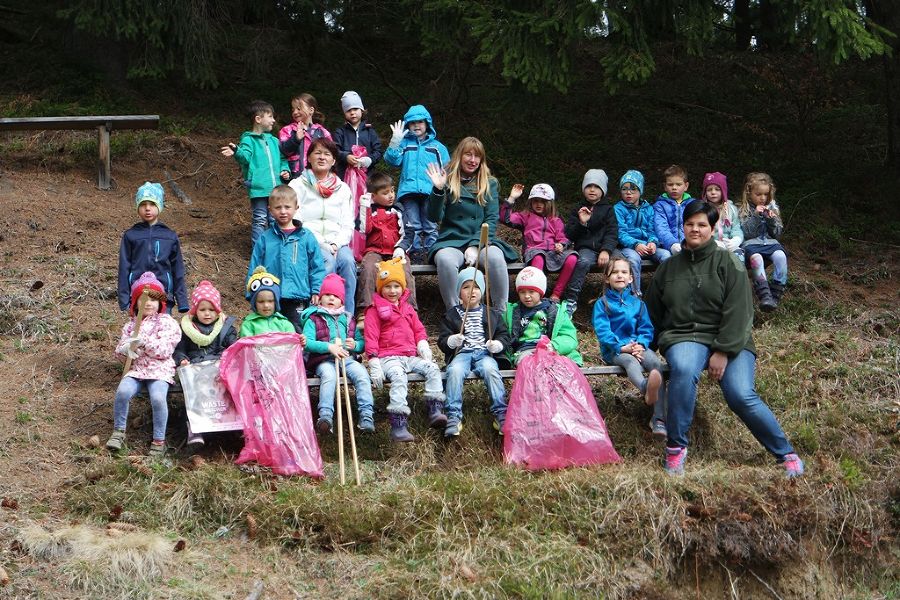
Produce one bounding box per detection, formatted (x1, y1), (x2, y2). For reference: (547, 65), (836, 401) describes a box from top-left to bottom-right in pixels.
(458, 223), (490, 337)
(334, 339), (345, 485)
(339, 356), (362, 485)
(122, 290), (149, 375)
(479, 223), (493, 336)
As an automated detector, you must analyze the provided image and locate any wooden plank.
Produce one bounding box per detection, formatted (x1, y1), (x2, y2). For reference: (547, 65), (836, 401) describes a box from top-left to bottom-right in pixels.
(97, 124), (110, 190)
(0, 115), (160, 131)
(409, 260), (655, 276)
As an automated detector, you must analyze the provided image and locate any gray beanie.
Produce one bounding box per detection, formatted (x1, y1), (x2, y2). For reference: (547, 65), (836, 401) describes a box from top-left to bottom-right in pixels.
(341, 91), (364, 112)
(582, 169), (608, 196)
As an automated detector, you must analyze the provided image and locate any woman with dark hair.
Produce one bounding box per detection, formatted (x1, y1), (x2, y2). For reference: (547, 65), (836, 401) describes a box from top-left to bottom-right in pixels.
(288, 138), (356, 311)
(644, 200), (803, 478)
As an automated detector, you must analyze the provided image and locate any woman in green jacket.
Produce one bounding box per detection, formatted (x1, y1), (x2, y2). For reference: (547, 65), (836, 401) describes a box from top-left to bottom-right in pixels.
(425, 137), (518, 310)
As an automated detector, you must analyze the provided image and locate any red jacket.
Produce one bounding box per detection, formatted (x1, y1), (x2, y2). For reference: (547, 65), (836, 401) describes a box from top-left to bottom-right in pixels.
(364, 290), (424, 358)
(359, 205), (404, 255)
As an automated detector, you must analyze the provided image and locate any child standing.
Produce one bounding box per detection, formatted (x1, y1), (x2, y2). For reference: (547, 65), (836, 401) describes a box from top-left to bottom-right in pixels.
(437, 268), (511, 437)
(239, 267), (297, 337)
(221, 100), (291, 246)
(502, 267), (582, 367)
(247, 185), (326, 331)
(117, 182), (189, 314)
(364, 258), (445, 442)
(501, 183), (578, 303)
(592, 257), (667, 438)
(356, 172), (417, 317)
(614, 170), (664, 294)
(653, 164), (694, 261)
(384, 104), (450, 263)
(278, 93), (332, 178)
(739, 172), (788, 311)
(301, 274), (375, 434)
(106, 272), (182, 456)
(701, 172), (743, 259)
(563, 169), (619, 315)
(333, 91), (383, 181)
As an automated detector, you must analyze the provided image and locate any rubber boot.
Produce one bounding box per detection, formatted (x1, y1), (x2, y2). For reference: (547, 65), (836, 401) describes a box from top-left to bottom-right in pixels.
(389, 413), (415, 442)
(426, 399), (448, 428)
(753, 279), (777, 312)
(769, 280), (785, 306)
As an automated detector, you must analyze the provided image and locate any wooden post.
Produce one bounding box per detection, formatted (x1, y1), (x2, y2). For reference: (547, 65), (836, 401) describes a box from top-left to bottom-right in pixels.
(97, 123), (111, 190)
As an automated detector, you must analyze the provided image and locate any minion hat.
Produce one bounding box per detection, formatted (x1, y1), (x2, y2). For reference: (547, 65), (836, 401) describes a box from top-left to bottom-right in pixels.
(581, 169), (608, 196)
(702, 172), (729, 202)
(619, 170), (644, 194)
(375, 257), (407, 294)
(528, 183), (555, 202)
(456, 267), (485, 298)
(515, 266), (547, 295)
(135, 182), (164, 213)
(189, 280), (222, 316)
(246, 266), (282, 312)
(129, 271), (167, 316)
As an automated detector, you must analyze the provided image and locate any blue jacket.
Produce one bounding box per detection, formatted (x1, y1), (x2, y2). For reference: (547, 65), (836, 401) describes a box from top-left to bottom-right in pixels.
(117, 222), (188, 312)
(247, 220), (326, 302)
(614, 199), (658, 249)
(592, 287), (654, 364)
(653, 193), (693, 251)
(383, 105), (450, 199)
(333, 121), (384, 180)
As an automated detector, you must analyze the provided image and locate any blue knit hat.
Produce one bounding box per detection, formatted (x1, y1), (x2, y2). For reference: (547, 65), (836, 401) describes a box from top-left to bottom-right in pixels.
(456, 267), (485, 298)
(246, 266), (281, 312)
(135, 182), (164, 212)
(619, 170), (644, 194)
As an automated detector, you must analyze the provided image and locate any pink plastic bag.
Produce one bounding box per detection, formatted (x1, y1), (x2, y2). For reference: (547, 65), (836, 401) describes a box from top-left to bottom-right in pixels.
(219, 332), (323, 478)
(504, 338), (621, 470)
(344, 145), (369, 262)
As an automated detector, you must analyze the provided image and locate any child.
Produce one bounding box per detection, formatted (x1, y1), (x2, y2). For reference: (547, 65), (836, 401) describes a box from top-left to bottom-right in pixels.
(106, 272), (182, 456)
(247, 184), (326, 331)
(384, 104), (450, 263)
(356, 172), (417, 317)
(333, 91), (383, 181)
(502, 267), (582, 367)
(117, 182), (189, 314)
(437, 268), (511, 437)
(614, 170), (664, 294)
(301, 274), (375, 434)
(220, 100), (291, 246)
(364, 257), (445, 442)
(563, 169), (619, 315)
(278, 93), (332, 178)
(739, 172), (787, 311)
(592, 256), (667, 439)
(501, 183), (578, 303)
(653, 164), (694, 261)
(239, 267), (297, 337)
(174, 280), (238, 447)
(701, 172), (743, 259)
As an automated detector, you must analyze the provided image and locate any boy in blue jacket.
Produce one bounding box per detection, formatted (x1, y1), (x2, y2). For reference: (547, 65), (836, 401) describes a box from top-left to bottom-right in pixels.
(614, 169), (664, 294)
(384, 104), (450, 263)
(653, 164), (693, 261)
(117, 182), (189, 314)
(247, 185), (325, 332)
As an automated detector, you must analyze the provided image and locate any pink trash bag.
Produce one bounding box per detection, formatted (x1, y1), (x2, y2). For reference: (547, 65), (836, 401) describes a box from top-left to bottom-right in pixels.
(503, 338), (621, 471)
(344, 144), (369, 262)
(219, 332), (323, 478)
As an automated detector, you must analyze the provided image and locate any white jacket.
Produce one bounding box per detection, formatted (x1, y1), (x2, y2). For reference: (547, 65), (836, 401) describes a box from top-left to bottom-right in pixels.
(289, 173), (354, 247)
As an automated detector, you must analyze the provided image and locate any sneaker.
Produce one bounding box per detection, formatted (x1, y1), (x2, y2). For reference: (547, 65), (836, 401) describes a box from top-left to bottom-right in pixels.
(316, 417), (333, 435)
(650, 419), (667, 440)
(664, 446), (688, 476)
(493, 418), (505, 436)
(147, 440), (166, 458)
(187, 432), (205, 447)
(357, 414), (375, 433)
(565, 301), (577, 317)
(444, 420), (462, 437)
(781, 453), (805, 479)
(105, 429), (126, 451)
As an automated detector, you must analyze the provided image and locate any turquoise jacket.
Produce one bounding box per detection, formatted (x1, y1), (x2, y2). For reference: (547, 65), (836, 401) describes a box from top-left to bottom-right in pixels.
(614, 199), (658, 248)
(233, 130), (289, 199)
(247, 220), (325, 302)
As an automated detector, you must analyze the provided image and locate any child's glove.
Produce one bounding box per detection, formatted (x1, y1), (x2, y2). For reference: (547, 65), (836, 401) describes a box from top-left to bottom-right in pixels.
(359, 193), (372, 208)
(486, 340), (503, 354)
(392, 247), (406, 259)
(715, 240), (727, 250)
(416, 340), (433, 362)
(389, 120), (405, 147)
(725, 237), (741, 252)
(447, 333), (464, 349)
(368, 358), (384, 389)
(670, 243), (682, 254)
(464, 246), (479, 266)
(358, 156), (372, 169)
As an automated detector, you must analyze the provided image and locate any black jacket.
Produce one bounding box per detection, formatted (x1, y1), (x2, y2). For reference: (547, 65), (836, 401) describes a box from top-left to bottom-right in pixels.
(564, 200), (619, 254)
(437, 305), (511, 365)
(173, 316), (238, 365)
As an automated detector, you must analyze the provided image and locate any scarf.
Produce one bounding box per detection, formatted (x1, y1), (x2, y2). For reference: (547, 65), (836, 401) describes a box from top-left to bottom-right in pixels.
(180, 313), (225, 347)
(305, 170), (340, 198)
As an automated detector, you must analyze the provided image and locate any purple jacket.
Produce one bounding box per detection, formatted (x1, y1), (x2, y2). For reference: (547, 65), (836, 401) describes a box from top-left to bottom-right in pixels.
(500, 204), (570, 252)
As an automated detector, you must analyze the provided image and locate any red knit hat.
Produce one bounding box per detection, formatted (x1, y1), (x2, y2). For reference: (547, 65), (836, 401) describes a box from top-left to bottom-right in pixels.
(129, 271), (167, 315)
(319, 273), (346, 305)
(189, 280), (222, 315)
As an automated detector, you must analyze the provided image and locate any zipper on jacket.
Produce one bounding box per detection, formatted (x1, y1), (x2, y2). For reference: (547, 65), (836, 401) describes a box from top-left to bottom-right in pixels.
(264, 139), (277, 188)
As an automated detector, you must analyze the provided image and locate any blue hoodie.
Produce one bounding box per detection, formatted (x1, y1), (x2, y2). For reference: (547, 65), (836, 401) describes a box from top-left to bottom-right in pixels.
(592, 286), (654, 364)
(383, 105), (450, 199)
(653, 192), (693, 251)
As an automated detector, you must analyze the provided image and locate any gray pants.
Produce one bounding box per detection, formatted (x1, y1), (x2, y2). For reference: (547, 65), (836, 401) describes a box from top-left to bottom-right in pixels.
(613, 349), (666, 423)
(381, 355), (445, 416)
(434, 246), (509, 311)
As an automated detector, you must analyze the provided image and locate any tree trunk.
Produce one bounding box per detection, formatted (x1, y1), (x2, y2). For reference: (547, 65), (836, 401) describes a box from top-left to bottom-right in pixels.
(865, 0), (900, 169)
(734, 0), (751, 50)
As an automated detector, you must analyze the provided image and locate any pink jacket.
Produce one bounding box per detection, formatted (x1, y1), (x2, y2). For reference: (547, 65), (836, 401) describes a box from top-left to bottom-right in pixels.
(115, 314), (181, 384)
(278, 123), (333, 174)
(364, 291), (425, 358)
(500, 205), (569, 252)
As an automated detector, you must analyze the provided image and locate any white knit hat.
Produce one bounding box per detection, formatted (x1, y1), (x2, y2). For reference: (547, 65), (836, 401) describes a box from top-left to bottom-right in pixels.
(515, 267), (547, 295)
(341, 91), (364, 112)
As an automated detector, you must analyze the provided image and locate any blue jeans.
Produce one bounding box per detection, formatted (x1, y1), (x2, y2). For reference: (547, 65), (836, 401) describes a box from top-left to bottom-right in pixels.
(315, 357), (374, 420)
(400, 193), (437, 251)
(664, 342), (794, 459)
(563, 248), (598, 304)
(444, 349), (507, 422)
(612, 350), (666, 423)
(250, 197), (271, 247)
(319, 244), (358, 316)
(620, 247), (665, 294)
(113, 376), (170, 440)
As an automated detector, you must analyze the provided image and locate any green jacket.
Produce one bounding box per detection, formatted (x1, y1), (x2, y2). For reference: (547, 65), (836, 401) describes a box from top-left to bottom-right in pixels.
(426, 177), (518, 262)
(644, 238), (755, 357)
(233, 131), (290, 199)
(238, 311), (296, 337)
(502, 300), (583, 366)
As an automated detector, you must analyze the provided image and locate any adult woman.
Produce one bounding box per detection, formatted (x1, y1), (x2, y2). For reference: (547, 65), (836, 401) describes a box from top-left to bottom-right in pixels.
(425, 137), (518, 310)
(644, 200), (803, 478)
(289, 138), (356, 310)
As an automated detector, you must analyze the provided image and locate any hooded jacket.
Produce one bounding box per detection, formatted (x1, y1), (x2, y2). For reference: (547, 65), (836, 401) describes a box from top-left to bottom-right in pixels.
(117, 221), (189, 312)
(233, 130), (289, 198)
(653, 192), (694, 251)
(502, 300), (583, 366)
(333, 120), (383, 179)
(592, 287), (654, 364)
(383, 105), (450, 198)
(288, 171), (355, 247)
(358, 203), (405, 255)
(363, 290), (425, 358)
(238, 311), (295, 337)
(500, 204), (569, 252)
(614, 198), (658, 249)
(564, 199), (619, 254)
(247, 219), (326, 301)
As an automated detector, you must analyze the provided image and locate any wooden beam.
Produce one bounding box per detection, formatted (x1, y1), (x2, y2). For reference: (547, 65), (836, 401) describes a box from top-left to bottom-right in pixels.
(97, 124), (110, 190)
(0, 115), (159, 131)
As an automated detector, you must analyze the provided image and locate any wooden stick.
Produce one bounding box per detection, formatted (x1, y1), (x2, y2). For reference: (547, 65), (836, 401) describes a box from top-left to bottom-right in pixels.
(340, 356), (361, 486)
(480, 223), (493, 335)
(334, 339), (345, 485)
(122, 290), (149, 375)
(458, 224), (490, 337)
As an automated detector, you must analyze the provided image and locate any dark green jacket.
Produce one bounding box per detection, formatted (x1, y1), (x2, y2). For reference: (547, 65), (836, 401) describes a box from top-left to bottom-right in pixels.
(644, 238), (755, 357)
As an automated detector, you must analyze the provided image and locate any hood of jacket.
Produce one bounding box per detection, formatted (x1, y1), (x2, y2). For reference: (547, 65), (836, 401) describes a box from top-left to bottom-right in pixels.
(402, 105), (437, 141)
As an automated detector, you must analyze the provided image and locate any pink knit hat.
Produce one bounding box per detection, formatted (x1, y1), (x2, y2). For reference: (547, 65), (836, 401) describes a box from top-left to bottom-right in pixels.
(319, 273), (346, 305)
(189, 280), (222, 315)
(702, 172), (729, 202)
(129, 271), (167, 316)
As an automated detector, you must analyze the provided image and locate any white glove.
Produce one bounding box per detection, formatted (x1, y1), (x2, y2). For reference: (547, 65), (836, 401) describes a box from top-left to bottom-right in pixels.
(486, 340), (503, 354)
(725, 237), (741, 252)
(464, 246), (479, 266)
(389, 120), (405, 147)
(125, 347), (140, 360)
(715, 240), (727, 249)
(447, 333), (464, 349)
(417, 340), (433, 362)
(359, 193), (372, 209)
(671, 243), (682, 254)
(358, 156), (372, 169)
(368, 358), (384, 389)
(392, 247), (406, 259)
(128, 335), (143, 347)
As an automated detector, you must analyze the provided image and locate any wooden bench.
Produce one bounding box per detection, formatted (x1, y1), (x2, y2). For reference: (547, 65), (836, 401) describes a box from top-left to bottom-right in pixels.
(409, 260), (654, 276)
(0, 115), (160, 190)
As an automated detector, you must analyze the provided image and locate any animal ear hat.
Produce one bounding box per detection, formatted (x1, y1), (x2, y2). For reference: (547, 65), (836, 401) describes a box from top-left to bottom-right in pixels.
(375, 257), (407, 293)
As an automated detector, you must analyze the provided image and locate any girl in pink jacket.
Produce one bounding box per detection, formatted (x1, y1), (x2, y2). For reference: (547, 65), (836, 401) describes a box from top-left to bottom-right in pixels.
(501, 183), (578, 303)
(105, 272), (182, 457)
